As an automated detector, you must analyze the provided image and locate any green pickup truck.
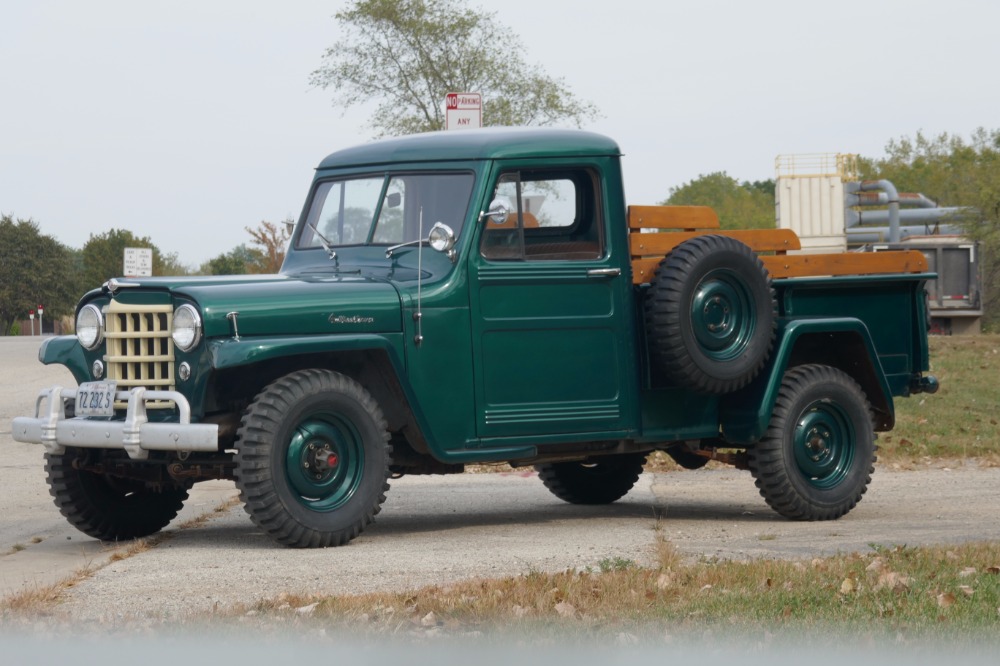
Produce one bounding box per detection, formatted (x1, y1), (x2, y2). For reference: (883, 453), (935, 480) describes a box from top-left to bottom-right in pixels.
(13, 129), (938, 548)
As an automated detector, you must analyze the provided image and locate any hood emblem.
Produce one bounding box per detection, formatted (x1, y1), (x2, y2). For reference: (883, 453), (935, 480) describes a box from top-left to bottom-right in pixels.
(329, 314), (374, 325)
(103, 278), (140, 296)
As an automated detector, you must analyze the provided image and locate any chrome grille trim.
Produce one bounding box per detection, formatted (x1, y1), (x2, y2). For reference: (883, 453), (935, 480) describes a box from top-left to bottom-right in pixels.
(104, 301), (175, 409)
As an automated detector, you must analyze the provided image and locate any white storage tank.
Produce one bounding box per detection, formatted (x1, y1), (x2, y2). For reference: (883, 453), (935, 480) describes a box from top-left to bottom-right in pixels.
(775, 153), (857, 254)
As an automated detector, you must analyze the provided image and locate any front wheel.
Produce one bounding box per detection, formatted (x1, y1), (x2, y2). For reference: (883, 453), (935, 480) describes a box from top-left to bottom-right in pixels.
(45, 449), (189, 541)
(535, 453), (647, 505)
(234, 369), (391, 548)
(748, 364), (876, 521)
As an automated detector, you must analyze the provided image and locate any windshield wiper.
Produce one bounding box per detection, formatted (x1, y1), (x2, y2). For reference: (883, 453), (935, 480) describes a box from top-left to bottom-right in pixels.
(307, 222), (338, 262)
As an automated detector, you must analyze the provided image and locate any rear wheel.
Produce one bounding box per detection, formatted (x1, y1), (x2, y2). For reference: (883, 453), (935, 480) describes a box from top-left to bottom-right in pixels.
(234, 369), (391, 548)
(748, 364), (876, 520)
(535, 453), (647, 505)
(45, 449), (188, 541)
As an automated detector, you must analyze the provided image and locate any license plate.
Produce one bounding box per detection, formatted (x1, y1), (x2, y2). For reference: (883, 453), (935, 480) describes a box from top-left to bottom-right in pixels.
(76, 381), (118, 417)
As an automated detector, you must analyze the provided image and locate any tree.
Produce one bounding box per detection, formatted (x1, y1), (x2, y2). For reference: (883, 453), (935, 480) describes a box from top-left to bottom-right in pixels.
(159, 252), (193, 277)
(311, 0), (599, 136)
(0, 215), (76, 335)
(80, 228), (166, 289)
(663, 173), (776, 230)
(860, 128), (1000, 329)
(201, 244), (266, 275)
(246, 219), (292, 273)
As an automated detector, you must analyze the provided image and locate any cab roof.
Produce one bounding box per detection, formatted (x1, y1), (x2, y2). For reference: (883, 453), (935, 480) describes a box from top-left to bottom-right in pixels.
(317, 128), (621, 170)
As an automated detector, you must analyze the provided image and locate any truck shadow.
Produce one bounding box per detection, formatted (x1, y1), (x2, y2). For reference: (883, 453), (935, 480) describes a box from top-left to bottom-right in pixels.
(173, 495), (781, 550)
(373, 497), (780, 535)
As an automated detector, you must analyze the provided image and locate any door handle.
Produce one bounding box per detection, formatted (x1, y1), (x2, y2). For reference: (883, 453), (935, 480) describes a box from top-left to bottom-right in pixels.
(587, 268), (621, 278)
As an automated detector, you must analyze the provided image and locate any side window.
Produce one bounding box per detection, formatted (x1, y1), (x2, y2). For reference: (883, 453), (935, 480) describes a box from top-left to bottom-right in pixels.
(480, 169), (604, 261)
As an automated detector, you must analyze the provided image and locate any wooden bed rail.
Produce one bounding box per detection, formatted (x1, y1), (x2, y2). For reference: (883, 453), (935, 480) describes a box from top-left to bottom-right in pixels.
(628, 205), (929, 284)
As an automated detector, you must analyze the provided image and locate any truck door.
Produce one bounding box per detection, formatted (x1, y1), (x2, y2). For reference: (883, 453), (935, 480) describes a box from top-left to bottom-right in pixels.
(469, 164), (632, 439)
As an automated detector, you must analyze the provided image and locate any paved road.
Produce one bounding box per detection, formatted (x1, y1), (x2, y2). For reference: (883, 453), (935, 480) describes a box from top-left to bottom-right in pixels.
(3, 337), (999, 623)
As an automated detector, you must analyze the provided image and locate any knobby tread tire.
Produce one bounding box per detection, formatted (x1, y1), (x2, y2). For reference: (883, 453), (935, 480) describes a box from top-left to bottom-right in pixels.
(233, 369), (391, 548)
(535, 453), (647, 505)
(645, 235), (776, 394)
(44, 449), (189, 541)
(747, 364), (876, 521)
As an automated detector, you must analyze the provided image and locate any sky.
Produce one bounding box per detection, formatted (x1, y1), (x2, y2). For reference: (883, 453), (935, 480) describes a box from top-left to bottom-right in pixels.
(2, 0), (999, 269)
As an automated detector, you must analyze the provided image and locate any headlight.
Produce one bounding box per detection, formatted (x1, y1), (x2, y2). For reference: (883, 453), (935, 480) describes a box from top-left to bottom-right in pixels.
(171, 304), (202, 351)
(76, 304), (104, 350)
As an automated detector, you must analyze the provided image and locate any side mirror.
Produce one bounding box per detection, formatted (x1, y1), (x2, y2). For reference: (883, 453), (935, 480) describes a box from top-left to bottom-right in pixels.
(428, 222), (456, 254)
(385, 221), (457, 262)
(479, 199), (511, 225)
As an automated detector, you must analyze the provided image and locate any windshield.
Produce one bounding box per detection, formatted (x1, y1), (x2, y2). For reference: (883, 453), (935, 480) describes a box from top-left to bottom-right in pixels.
(297, 172), (474, 250)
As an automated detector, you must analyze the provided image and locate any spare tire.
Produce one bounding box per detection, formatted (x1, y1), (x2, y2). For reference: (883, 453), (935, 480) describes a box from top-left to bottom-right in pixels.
(645, 234), (776, 394)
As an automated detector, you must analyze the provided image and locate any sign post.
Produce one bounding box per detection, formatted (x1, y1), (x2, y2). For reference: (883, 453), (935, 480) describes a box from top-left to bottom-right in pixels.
(445, 92), (482, 130)
(29, 311), (35, 336)
(124, 247), (153, 277)
(37, 304), (43, 336)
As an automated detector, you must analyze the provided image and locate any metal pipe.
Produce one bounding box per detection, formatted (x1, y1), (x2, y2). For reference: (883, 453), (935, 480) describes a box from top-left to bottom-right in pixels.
(859, 180), (900, 242)
(899, 193), (937, 208)
(854, 207), (973, 225)
(846, 191), (889, 207)
(846, 223), (965, 244)
(845, 191), (938, 208)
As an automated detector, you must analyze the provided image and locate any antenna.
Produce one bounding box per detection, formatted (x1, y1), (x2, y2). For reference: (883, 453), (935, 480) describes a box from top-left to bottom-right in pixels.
(414, 207), (424, 346)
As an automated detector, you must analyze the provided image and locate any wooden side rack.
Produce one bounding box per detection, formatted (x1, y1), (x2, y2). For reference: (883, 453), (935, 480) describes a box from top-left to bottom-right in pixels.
(628, 205), (929, 285)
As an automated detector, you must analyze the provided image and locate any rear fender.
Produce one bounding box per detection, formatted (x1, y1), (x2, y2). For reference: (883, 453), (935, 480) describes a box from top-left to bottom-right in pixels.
(719, 318), (893, 444)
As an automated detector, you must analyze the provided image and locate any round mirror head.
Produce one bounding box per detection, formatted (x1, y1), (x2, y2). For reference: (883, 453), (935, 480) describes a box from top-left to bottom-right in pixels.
(486, 199), (510, 225)
(428, 222), (456, 252)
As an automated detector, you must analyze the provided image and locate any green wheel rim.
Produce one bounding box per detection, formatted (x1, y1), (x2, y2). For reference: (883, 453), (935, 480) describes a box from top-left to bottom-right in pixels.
(690, 269), (756, 361)
(284, 412), (365, 511)
(792, 401), (855, 489)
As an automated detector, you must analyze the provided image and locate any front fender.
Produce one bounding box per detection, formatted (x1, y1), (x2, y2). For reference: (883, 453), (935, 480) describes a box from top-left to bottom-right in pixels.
(719, 318), (894, 444)
(208, 333), (407, 373)
(38, 335), (91, 385)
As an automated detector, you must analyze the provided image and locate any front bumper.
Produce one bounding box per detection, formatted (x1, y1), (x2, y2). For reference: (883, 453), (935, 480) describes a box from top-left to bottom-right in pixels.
(11, 386), (219, 461)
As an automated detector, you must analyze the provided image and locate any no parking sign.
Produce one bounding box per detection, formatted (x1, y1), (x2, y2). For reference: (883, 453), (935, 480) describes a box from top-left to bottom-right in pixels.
(445, 92), (482, 130)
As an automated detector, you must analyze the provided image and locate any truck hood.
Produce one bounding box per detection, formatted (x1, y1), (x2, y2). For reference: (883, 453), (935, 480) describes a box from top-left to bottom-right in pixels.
(103, 274), (403, 337)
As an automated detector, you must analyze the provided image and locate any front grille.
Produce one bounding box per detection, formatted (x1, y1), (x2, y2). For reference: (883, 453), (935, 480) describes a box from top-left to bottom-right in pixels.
(104, 300), (175, 409)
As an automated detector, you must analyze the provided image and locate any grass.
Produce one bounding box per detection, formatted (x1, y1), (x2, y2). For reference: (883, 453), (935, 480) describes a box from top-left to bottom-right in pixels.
(884, 335), (1000, 466)
(0, 562), (98, 616)
(223, 540), (1000, 644)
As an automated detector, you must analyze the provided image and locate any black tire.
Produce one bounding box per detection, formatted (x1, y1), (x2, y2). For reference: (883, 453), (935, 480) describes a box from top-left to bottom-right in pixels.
(666, 445), (709, 470)
(645, 235), (776, 394)
(45, 449), (188, 541)
(535, 453), (647, 505)
(234, 369), (391, 548)
(747, 364), (876, 521)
